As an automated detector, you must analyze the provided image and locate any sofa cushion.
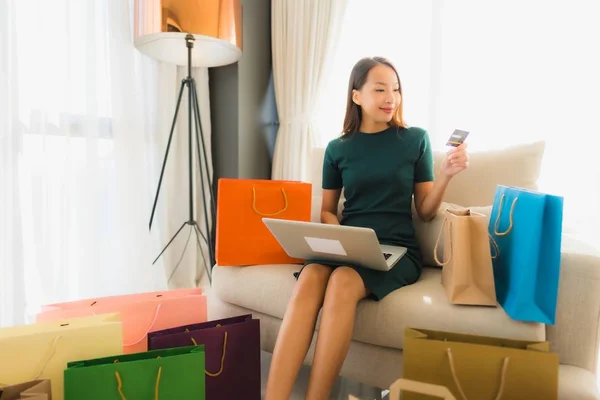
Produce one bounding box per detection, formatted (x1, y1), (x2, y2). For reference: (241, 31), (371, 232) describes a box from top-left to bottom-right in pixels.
(212, 264), (545, 350)
(558, 365), (600, 400)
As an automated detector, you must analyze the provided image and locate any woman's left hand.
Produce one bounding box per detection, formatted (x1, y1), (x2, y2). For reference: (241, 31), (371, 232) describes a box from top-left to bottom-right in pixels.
(440, 143), (469, 179)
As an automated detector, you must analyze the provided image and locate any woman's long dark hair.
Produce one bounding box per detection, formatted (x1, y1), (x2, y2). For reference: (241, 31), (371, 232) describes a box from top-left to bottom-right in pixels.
(341, 57), (407, 136)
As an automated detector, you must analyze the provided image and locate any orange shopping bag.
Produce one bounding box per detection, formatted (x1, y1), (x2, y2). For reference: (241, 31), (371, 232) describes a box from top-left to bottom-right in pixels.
(35, 288), (207, 354)
(216, 178), (312, 266)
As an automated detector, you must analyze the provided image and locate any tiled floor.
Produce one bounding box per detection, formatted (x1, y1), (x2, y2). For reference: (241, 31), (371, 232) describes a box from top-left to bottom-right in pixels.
(260, 351), (389, 400)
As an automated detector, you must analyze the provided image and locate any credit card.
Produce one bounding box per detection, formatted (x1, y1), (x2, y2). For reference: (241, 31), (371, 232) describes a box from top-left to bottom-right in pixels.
(446, 129), (470, 147)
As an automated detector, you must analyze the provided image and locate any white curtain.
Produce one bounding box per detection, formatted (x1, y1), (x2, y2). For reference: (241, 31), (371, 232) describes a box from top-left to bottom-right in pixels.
(0, 0), (212, 327)
(270, 0), (348, 181)
(313, 0), (600, 247)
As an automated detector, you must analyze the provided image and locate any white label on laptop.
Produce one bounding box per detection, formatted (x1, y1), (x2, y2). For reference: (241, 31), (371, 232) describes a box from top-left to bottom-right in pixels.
(304, 237), (347, 256)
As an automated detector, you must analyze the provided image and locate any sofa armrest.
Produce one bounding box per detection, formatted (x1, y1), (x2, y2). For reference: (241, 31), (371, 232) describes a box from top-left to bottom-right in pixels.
(547, 234), (600, 375)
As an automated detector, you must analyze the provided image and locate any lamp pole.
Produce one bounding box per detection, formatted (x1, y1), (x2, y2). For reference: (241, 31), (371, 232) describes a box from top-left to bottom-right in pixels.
(148, 34), (216, 282)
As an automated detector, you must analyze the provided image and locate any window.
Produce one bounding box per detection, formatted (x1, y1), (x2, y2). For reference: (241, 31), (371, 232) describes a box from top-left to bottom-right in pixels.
(315, 0), (434, 146)
(315, 0), (600, 246)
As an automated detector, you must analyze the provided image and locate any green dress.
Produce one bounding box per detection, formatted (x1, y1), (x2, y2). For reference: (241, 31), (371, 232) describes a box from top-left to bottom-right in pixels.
(295, 125), (435, 300)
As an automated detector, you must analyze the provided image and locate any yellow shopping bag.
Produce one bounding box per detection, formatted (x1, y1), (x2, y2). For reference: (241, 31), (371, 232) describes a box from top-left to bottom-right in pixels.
(0, 313), (122, 400)
(402, 327), (559, 400)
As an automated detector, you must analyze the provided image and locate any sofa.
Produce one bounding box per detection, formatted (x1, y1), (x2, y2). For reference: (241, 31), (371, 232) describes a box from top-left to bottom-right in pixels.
(208, 141), (600, 399)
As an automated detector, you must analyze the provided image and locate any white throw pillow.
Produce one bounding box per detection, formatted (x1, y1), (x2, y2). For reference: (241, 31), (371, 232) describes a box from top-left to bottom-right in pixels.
(432, 141), (545, 206)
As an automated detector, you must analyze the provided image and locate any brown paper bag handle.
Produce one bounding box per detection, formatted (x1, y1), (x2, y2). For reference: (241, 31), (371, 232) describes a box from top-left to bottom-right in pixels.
(433, 218), (452, 266)
(434, 212), (500, 263)
(493, 194), (517, 236)
(446, 348), (509, 400)
(186, 324), (228, 377)
(389, 378), (457, 399)
(252, 187), (288, 216)
(114, 362), (162, 400)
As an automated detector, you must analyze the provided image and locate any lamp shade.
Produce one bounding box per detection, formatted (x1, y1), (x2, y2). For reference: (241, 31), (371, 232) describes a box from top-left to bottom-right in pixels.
(134, 0), (243, 67)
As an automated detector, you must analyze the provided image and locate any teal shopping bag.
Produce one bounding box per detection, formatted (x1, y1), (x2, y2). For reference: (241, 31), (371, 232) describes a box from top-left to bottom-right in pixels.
(488, 185), (563, 324)
(64, 345), (205, 399)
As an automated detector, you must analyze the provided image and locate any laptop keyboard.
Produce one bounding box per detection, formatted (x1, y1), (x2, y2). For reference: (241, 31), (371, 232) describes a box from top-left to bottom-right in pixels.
(383, 252), (392, 260)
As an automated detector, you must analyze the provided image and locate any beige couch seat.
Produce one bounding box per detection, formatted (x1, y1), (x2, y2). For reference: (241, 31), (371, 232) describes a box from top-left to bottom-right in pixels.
(212, 265), (544, 351)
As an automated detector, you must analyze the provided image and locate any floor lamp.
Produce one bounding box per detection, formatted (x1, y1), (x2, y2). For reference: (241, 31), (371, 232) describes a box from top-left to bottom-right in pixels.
(134, 0), (242, 282)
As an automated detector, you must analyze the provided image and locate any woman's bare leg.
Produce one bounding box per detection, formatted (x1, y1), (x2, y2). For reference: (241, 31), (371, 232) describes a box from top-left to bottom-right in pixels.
(264, 264), (333, 400)
(305, 267), (368, 400)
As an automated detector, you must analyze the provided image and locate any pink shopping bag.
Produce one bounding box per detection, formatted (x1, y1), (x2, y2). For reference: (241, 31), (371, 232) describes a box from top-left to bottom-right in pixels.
(35, 288), (207, 354)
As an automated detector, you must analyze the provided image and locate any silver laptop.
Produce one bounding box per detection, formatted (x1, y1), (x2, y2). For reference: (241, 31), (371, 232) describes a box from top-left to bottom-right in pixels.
(262, 218), (407, 271)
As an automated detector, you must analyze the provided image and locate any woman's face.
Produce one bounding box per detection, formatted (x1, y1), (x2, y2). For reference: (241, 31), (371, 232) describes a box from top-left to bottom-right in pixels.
(353, 64), (401, 126)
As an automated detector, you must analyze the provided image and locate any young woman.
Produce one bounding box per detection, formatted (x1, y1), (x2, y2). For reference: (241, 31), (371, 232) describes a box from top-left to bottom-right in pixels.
(265, 57), (469, 400)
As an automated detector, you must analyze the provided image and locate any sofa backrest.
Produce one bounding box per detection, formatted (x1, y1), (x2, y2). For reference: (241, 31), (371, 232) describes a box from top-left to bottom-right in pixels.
(308, 140), (546, 211)
(308, 140), (547, 263)
(430, 141), (546, 206)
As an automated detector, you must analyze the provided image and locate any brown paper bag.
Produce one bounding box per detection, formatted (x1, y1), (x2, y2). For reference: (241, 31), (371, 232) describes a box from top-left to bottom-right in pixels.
(433, 209), (498, 306)
(0, 380), (52, 400)
(402, 328), (559, 400)
(349, 379), (456, 400)
(390, 379), (456, 399)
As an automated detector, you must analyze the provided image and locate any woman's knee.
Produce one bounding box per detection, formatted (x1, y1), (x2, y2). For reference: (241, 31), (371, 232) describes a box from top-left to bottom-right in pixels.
(325, 267), (368, 304)
(293, 263), (333, 303)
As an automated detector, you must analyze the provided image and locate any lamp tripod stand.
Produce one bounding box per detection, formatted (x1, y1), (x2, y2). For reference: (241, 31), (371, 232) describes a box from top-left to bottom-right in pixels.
(149, 33), (216, 283)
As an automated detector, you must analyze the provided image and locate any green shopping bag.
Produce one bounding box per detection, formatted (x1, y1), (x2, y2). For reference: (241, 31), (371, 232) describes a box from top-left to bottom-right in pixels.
(64, 345), (205, 399)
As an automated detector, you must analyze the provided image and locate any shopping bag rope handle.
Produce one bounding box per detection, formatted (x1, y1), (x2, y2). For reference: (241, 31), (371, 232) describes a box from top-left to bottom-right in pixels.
(434, 213), (500, 263)
(123, 304), (162, 346)
(186, 324), (228, 377)
(114, 360), (162, 400)
(252, 187), (288, 216)
(493, 195), (517, 236)
(433, 218), (452, 266)
(32, 335), (62, 380)
(489, 235), (499, 259)
(446, 348), (509, 400)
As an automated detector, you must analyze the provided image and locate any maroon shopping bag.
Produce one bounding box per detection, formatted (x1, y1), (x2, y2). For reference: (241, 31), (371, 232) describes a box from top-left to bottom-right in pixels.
(147, 314), (260, 400)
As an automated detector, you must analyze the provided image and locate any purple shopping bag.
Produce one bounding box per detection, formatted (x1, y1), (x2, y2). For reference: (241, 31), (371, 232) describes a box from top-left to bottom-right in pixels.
(147, 314), (260, 400)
